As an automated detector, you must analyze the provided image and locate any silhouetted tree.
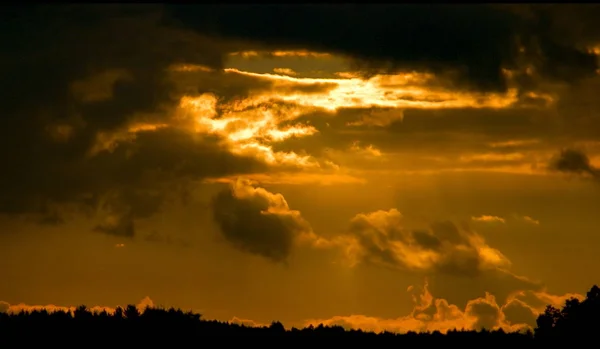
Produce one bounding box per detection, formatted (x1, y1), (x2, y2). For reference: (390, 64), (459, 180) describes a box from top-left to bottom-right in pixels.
(535, 284), (600, 340)
(1, 285), (598, 344)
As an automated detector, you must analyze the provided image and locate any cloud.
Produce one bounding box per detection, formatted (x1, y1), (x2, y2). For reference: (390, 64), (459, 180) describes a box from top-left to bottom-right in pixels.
(4, 5), (579, 235)
(522, 216), (540, 225)
(1, 286), (582, 335)
(304, 280), (581, 334)
(291, 208), (544, 308)
(473, 214), (540, 226)
(229, 316), (268, 328)
(210, 178), (314, 262)
(472, 215), (506, 224)
(0, 296), (154, 315)
(2, 6), (363, 235)
(167, 4), (600, 92)
(225, 68), (521, 111)
(0, 6), (272, 234)
(208, 189), (544, 309)
(550, 148), (600, 180)
(273, 68), (297, 76)
(336, 209), (510, 276)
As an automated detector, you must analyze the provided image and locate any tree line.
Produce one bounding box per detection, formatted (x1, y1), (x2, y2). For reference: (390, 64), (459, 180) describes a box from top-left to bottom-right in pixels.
(0, 285), (598, 343)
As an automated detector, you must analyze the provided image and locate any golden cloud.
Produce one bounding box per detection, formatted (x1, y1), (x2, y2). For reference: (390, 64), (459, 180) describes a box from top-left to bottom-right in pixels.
(329, 209), (510, 275)
(303, 281), (581, 334)
(229, 50), (333, 59)
(0, 285), (582, 334)
(0, 297), (154, 316)
(225, 68), (521, 112)
(472, 215), (506, 224)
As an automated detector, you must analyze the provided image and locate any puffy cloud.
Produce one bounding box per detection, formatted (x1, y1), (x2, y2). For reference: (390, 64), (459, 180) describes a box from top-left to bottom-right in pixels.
(207, 187), (545, 309)
(210, 178), (314, 262)
(304, 281), (581, 334)
(289, 208), (544, 309)
(1, 285), (583, 335)
(502, 298), (537, 328)
(337, 209), (510, 276)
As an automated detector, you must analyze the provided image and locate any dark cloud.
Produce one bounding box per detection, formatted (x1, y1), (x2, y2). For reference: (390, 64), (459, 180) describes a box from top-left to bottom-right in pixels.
(0, 5), (270, 235)
(3, 125), (265, 235)
(166, 4), (600, 92)
(210, 179), (312, 263)
(550, 148), (599, 180)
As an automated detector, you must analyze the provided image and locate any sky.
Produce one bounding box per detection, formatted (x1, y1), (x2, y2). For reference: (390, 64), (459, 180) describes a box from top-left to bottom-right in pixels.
(1, 4), (600, 333)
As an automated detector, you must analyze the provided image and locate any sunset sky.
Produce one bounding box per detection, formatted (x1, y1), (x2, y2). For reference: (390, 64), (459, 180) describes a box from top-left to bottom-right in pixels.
(2, 4), (600, 333)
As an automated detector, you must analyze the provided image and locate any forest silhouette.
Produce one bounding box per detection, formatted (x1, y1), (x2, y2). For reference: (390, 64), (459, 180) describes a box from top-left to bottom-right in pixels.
(1, 285), (599, 343)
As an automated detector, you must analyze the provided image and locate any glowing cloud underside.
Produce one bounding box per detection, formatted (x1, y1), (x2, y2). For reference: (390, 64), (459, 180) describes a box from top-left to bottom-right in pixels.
(223, 68), (521, 111)
(171, 64), (532, 174)
(90, 53), (554, 183)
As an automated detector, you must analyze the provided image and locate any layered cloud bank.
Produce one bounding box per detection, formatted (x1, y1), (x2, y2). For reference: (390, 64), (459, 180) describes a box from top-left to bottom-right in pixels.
(3, 4), (600, 232)
(204, 179), (583, 332)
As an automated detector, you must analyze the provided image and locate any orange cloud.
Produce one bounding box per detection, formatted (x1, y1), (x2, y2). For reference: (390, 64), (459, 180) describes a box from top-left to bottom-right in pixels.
(204, 171), (366, 186)
(225, 68), (520, 112)
(273, 68), (297, 76)
(488, 139), (541, 148)
(328, 209), (510, 274)
(1, 286), (581, 335)
(522, 216), (540, 225)
(88, 122), (169, 156)
(0, 297), (154, 316)
(350, 141), (383, 157)
(229, 50), (332, 59)
(303, 281), (581, 334)
(229, 316), (269, 328)
(178, 93), (320, 169)
(472, 215), (506, 224)
(459, 153), (526, 163)
(80, 51), (560, 188)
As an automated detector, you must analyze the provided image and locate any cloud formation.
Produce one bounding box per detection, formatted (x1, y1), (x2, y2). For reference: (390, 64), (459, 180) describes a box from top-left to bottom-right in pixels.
(0, 5), (265, 234)
(338, 209), (510, 276)
(0, 296), (154, 316)
(0, 285), (583, 334)
(211, 178), (313, 262)
(550, 148), (600, 180)
(167, 4), (600, 92)
(207, 184), (545, 313)
(305, 281), (582, 334)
